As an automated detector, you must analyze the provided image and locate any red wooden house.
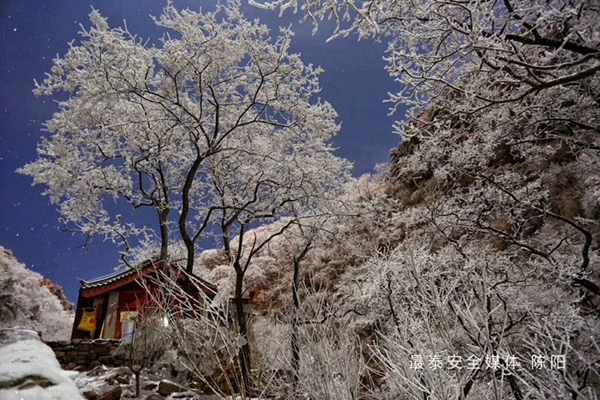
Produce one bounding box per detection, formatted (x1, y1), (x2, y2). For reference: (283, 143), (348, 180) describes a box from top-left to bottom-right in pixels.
(71, 260), (217, 340)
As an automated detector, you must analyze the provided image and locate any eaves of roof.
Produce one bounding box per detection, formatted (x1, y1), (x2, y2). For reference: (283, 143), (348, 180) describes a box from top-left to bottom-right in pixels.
(79, 259), (218, 298)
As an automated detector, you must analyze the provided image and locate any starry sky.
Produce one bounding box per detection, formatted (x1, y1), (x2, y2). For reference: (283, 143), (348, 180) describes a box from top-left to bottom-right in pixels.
(0, 0), (402, 303)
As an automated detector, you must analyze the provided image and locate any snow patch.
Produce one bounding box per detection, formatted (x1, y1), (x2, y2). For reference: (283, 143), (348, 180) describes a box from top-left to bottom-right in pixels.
(0, 328), (83, 400)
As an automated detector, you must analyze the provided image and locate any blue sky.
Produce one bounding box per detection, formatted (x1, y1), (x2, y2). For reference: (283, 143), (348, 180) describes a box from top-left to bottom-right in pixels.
(0, 0), (403, 302)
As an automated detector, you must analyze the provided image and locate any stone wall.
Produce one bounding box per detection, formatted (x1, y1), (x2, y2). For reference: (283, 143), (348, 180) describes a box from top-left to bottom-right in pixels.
(44, 339), (125, 371)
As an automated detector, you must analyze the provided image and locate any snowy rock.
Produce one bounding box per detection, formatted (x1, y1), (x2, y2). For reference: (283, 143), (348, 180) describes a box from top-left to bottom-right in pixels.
(103, 366), (132, 385)
(171, 392), (199, 398)
(142, 381), (158, 390)
(157, 379), (186, 395)
(96, 386), (122, 400)
(114, 375), (130, 384)
(0, 327), (84, 399)
(88, 365), (110, 376)
(82, 388), (98, 399)
(144, 394), (165, 400)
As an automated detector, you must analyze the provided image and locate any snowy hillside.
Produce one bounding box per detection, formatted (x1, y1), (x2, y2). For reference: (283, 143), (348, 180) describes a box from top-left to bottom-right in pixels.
(190, 86), (600, 397)
(0, 246), (74, 341)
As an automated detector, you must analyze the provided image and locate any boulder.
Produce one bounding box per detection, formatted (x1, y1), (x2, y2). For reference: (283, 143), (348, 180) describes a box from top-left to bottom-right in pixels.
(97, 386), (122, 400)
(157, 379), (186, 396)
(115, 375), (130, 384)
(143, 381), (158, 390)
(82, 389), (98, 399)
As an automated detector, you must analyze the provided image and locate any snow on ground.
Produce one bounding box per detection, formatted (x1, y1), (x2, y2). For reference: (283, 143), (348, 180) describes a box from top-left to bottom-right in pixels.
(0, 328), (83, 400)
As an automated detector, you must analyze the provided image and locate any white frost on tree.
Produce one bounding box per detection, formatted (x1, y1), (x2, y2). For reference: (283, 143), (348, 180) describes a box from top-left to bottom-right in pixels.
(0, 247), (74, 341)
(20, 2), (352, 394)
(19, 1), (351, 279)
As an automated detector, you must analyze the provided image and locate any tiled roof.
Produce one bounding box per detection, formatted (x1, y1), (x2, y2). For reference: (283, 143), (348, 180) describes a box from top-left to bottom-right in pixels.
(80, 259), (217, 294)
(80, 259), (154, 289)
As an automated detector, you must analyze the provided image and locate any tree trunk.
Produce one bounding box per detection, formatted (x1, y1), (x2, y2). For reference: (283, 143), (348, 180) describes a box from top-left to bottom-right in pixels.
(182, 244), (194, 296)
(135, 369), (141, 398)
(291, 242), (310, 394)
(235, 270), (252, 396)
(158, 207), (170, 266)
(291, 256), (301, 393)
(179, 151), (204, 295)
(507, 372), (523, 400)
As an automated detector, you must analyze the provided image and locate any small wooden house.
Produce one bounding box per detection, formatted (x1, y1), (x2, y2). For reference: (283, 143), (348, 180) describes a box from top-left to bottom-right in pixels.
(71, 260), (217, 340)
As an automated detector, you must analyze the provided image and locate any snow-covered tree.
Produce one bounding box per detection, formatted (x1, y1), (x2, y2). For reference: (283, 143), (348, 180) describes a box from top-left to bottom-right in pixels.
(252, 0), (599, 307)
(205, 142), (350, 390)
(254, 0), (599, 147)
(245, 4), (599, 398)
(20, 2), (352, 393)
(0, 246), (74, 341)
(19, 1), (349, 280)
(255, 0), (600, 304)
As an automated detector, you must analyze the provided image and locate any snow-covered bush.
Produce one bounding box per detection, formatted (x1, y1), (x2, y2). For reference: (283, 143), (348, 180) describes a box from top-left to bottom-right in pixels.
(336, 244), (600, 399)
(0, 246), (74, 341)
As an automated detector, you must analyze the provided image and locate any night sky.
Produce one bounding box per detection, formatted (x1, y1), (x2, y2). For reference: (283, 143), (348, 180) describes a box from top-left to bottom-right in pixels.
(0, 0), (402, 303)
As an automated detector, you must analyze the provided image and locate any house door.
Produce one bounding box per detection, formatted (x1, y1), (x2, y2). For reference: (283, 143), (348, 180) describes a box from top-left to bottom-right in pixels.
(102, 292), (120, 339)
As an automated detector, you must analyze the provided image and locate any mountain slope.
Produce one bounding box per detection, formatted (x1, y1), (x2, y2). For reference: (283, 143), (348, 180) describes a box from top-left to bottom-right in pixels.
(0, 246), (74, 341)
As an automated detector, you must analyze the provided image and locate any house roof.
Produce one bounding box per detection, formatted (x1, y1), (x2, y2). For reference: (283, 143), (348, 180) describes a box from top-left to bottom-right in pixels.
(80, 259), (156, 289)
(80, 259), (217, 298)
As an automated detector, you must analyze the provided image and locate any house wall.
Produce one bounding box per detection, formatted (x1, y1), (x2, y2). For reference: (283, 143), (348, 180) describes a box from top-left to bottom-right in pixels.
(72, 270), (208, 340)
(114, 281), (146, 339)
